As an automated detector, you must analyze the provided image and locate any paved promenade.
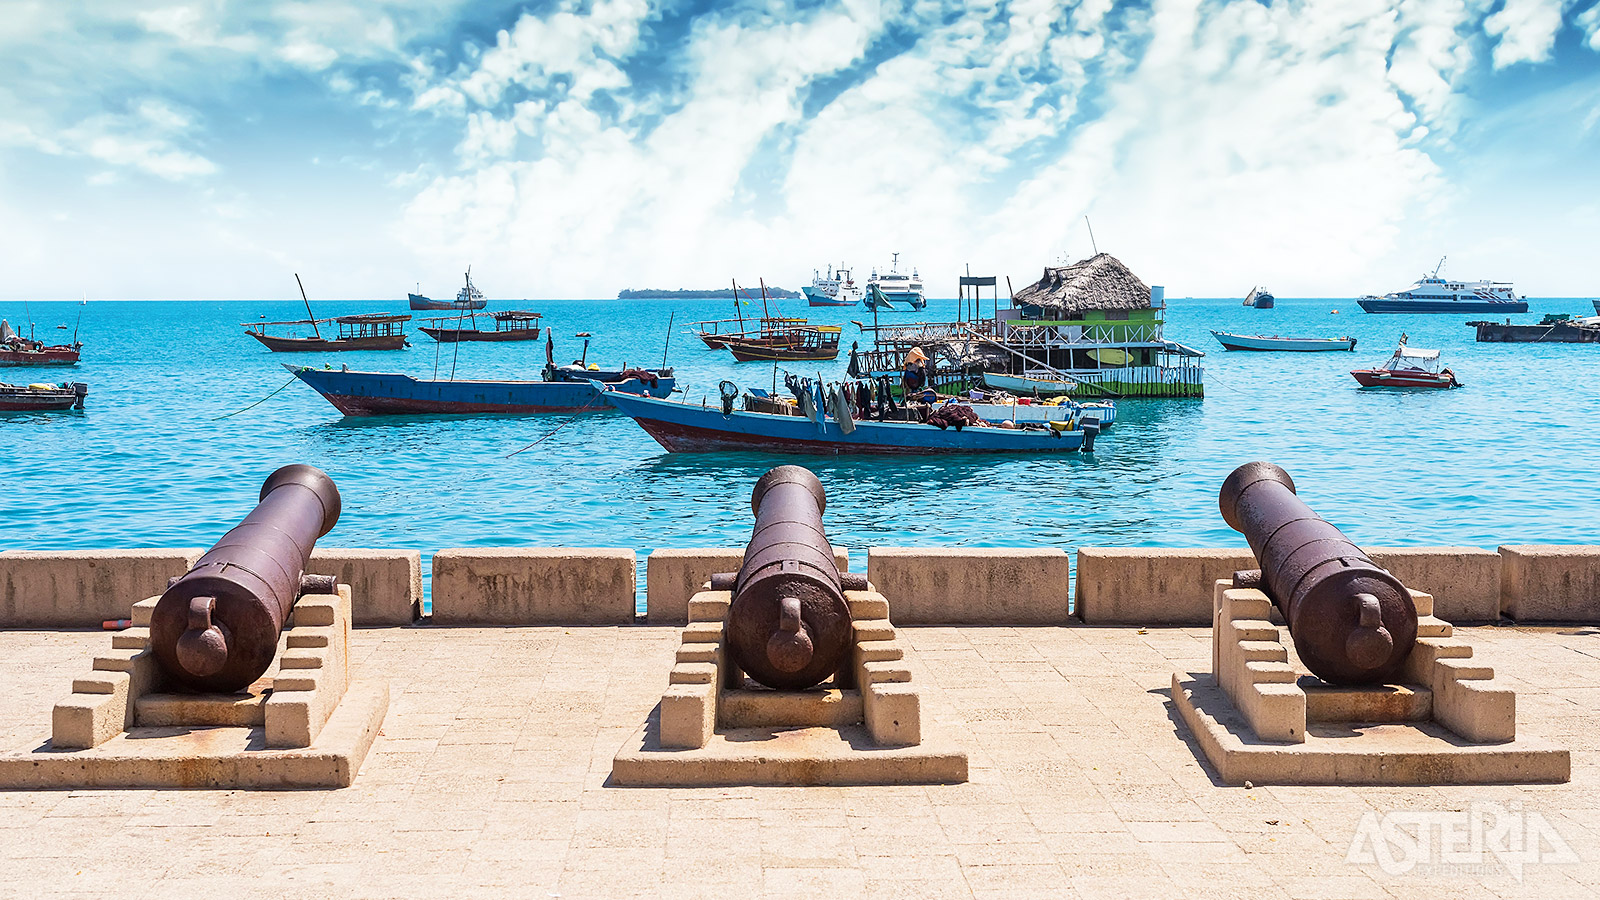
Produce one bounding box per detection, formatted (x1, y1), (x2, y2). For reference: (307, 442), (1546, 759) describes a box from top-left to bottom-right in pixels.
(0, 624), (1594, 898)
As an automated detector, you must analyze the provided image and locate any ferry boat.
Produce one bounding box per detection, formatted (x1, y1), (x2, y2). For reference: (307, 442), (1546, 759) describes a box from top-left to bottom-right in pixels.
(1350, 335), (1460, 388)
(866, 253), (926, 310)
(409, 269), (488, 311)
(802, 264), (862, 307)
(1356, 258), (1526, 314)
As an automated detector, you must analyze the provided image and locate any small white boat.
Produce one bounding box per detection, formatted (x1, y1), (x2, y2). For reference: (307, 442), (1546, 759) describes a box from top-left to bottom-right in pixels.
(979, 372), (1078, 396)
(1210, 331), (1357, 352)
(964, 399), (1116, 428)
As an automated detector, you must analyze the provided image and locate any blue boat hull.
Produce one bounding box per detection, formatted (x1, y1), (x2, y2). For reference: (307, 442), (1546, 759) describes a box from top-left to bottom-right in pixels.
(288, 366), (674, 416)
(1356, 298), (1528, 314)
(605, 390), (1087, 454)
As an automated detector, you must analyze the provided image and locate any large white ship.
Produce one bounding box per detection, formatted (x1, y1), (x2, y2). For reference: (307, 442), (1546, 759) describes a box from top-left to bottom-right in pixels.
(1357, 258), (1527, 314)
(865, 253), (926, 310)
(802, 263), (863, 307)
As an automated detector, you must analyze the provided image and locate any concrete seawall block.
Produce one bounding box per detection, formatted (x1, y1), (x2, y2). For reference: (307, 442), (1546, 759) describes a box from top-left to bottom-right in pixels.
(308, 548), (422, 626)
(1500, 545), (1600, 622)
(867, 547), (1070, 625)
(432, 548), (636, 625)
(1077, 546), (1502, 626)
(1365, 547), (1500, 624)
(0, 549), (203, 628)
(646, 546), (849, 625)
(1076, 548), (1254, 625)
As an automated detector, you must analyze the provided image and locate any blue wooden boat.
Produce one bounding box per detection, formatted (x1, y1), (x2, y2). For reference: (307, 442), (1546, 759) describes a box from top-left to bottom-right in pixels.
(288, 364), (673, 416)
(602, 387), (1093, 454)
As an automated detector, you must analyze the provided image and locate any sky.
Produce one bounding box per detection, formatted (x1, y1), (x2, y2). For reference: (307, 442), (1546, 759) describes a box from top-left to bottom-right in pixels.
(1, 0), (1598, 300)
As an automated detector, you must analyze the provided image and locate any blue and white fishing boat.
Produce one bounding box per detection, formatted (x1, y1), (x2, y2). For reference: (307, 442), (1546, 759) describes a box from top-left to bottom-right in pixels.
(1210, 331), (1356, 352)
(603, 385), (1094, 454)
(286, 329), (673, 416)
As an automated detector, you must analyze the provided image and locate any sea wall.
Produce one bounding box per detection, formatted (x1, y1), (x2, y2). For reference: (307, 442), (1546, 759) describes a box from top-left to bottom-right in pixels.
(0, 548), (426, 628)
(6, 544), (1597, 627)
(0, 549), (202, 627)
(308, 549), (424, 626)
(1500, 545), (1600, 622)
(866, 547), (1072, 625)
(1075, 546), (1504, 625)
(431, 548), (636, 625)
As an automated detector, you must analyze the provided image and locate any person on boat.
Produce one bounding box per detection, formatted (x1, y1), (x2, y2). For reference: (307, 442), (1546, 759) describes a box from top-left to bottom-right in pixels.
(902, 347), (928, 395)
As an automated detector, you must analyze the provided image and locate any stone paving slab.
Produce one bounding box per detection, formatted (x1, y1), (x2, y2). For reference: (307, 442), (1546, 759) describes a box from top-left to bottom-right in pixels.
(0, 624), (1596, 898)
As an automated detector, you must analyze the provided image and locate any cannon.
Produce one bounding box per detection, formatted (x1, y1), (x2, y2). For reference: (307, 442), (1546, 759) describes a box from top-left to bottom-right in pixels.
(149, 464), (342, 692)
(711, 466), (867, 690)
(1219, 461), (1417, 685)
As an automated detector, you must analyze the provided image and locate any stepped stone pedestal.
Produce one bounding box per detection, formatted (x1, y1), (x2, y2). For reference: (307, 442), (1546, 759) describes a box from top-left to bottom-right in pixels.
(612, 583), (967, 786)
(1172, 580), (1568, 786)
(0, 585), (388, 789)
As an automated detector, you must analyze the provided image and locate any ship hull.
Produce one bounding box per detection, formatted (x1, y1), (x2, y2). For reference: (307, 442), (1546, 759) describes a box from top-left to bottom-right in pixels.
(1356, 298), (1528, 314)
(606, 391), (1086, 455)
(0, 347), (81, 367)
(1350, 369), (1457, 388)
(287, 367), (674, 416)
(1211, 331), (1355, 351)
(409, 293), (487, 311)
(0, 383), (86, 410)
(1470, 321), (1600, 343)
(802, 286), (856, 307)
(418, 327), (542, 343)
(248, 333), (408, 352)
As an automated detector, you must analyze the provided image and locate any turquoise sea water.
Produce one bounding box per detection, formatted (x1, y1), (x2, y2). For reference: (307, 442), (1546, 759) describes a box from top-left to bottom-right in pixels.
(5, 296), (1598, 611)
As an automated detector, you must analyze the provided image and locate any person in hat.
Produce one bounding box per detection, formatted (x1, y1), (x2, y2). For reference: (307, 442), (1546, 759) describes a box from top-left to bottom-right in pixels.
(901, 347), (928, 395)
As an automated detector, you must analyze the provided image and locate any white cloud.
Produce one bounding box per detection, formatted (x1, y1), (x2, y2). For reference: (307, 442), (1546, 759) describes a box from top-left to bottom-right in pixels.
(1580, 3), (1600, 51)
(279, 39), (339, 71)
(399, 0), (1480, 297)
(1484, 0), (1572, 68)
(80, 132), (216, 180)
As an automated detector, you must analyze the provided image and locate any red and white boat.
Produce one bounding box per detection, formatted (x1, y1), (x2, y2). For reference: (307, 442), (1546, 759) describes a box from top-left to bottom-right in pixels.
(1350, 335), (1460, 389)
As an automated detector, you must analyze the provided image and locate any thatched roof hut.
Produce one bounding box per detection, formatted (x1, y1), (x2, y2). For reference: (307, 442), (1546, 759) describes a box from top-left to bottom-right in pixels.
(1011, 253), (1150, 315)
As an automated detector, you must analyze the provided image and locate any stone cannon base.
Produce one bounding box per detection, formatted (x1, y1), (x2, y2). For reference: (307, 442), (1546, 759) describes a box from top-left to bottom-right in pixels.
(1173, 580), (1569, 786)
(611, 583), (967, 786)
(0, 585), (388, 789)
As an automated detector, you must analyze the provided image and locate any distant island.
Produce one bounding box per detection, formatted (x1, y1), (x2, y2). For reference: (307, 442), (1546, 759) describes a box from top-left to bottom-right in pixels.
(617, 287), (802, 300)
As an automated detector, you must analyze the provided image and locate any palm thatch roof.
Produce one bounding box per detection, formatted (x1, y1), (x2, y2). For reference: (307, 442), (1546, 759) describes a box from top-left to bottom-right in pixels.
(1011, 253), (1150, 315)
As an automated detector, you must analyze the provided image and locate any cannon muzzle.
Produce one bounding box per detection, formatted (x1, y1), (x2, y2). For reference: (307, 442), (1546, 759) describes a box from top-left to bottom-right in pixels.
(1219, 461), (1416, 684)
(720, 466), (859, 690)
(150, 464), (341, 692)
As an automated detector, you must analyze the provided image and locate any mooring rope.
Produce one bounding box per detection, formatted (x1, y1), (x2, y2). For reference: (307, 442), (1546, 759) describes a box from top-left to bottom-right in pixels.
(213, 374), (299, 420)
(504, 394), (604, 458)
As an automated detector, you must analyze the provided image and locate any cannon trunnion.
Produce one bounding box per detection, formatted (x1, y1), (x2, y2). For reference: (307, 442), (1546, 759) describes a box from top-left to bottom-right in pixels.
(149, 464), (342, 692)
(1219, 461), (1417, 685)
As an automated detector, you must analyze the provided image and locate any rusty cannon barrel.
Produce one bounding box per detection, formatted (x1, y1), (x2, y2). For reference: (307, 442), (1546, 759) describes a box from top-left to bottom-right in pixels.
(711, 465), (867, 690)
(150, 464), (341, 692)
(1219, 461), (1417, 685)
